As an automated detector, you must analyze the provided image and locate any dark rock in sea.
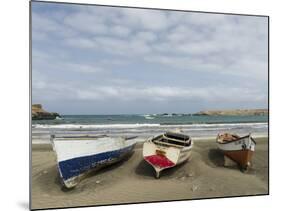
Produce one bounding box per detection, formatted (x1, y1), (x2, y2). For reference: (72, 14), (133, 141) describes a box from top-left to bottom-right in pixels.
(32, 104), (61, 120)
(181, 113), (192, 116)
(193, 113), (207, 116)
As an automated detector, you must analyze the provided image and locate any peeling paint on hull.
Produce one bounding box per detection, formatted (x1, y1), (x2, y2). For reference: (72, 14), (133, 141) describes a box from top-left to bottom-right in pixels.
(224, 150), (254, 169)
(51, 136), (137, 188)
(59, 144), (135, 188)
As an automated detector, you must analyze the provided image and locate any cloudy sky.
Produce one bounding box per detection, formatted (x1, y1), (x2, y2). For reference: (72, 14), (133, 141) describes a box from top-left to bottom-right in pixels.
(32, 2), (268, 115)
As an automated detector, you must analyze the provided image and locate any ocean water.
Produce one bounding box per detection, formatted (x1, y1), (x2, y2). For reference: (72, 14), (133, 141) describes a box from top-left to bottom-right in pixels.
(32, 114), (268, 143)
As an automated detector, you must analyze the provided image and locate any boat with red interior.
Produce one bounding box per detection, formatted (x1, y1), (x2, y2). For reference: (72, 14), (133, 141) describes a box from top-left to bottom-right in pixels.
(143, 131), (193, 178)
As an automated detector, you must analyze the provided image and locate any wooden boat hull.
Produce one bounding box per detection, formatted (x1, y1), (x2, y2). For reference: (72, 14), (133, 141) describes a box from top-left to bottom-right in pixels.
(51, 136), (137, 188)
(224, 149), (254, 168)
(216, 134), (256, 169)
(143, 139), (192, 178)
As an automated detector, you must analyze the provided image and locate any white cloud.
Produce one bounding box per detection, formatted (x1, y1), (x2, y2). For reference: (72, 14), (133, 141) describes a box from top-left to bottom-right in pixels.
(33, 6), (267, 80)
(91, 36), (152, 56)
(73, 84), (267, 104)
(135, 31), (157, 42)
(65, 63), (102, 73)
(64, 37), (97, 49)
(33, 12), (60, 32)
(32, 48), (104, 77)
(32, 4), (268, 111)
(63, 12), (108, 34)
(110, 25), (131, 37)
(113, 8), (170, 31)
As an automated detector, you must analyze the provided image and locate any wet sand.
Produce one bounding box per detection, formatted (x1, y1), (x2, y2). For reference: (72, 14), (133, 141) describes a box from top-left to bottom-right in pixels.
(31, 137), (268, 210)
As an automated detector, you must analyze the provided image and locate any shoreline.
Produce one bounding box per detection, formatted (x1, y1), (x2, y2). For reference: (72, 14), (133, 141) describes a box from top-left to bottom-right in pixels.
(32, 121), (268, 128)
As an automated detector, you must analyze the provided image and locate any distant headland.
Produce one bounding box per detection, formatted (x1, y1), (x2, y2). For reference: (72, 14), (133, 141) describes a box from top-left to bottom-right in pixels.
(32, 104), (61, 120)
(194, 109), (268, 116)
(31, 105), (268, 119)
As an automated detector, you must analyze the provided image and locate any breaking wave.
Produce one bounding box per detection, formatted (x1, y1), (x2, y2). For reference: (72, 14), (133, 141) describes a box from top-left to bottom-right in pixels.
(32, 122), (267, 129)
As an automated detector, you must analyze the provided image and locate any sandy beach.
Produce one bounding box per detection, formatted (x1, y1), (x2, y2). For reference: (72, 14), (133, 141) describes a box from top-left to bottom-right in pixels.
(31, 137), (268, 210)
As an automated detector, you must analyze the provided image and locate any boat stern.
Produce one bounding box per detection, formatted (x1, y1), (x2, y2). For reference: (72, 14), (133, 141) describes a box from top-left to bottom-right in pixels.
(143, 142), (180, 177)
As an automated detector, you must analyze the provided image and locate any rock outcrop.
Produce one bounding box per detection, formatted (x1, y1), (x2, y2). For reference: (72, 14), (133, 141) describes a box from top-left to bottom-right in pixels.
(194, 109), (268, 116)
(32, 104), (61, 120)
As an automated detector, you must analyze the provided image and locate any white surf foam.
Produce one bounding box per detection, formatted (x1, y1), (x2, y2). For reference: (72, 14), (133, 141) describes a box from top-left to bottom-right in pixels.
(32, 122), (267, 130)
(33, 123), (161, 129)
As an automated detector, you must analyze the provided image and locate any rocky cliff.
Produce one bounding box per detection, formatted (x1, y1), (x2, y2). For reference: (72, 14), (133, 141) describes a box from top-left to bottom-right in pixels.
(195, 109), (268, 116)
(32, 104), (61, 120)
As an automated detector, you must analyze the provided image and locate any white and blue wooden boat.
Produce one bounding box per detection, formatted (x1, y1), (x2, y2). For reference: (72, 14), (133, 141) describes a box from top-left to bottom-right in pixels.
(51, 135), (137, 188)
